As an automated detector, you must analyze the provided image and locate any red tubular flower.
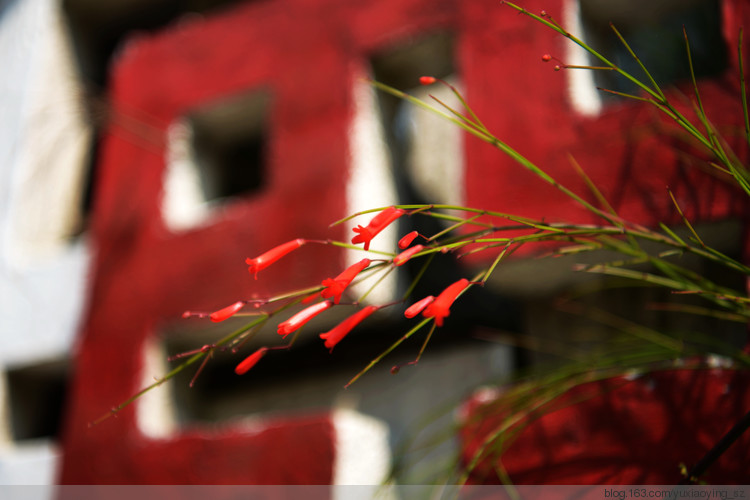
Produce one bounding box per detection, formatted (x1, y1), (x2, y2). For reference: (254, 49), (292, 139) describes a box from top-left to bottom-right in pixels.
(277, 301), (333, 338)
(404, 296), (435, 318)
(419, 76), (436, 85)
(423, 278), (470, 326)
(235, 347), (268, 375)
(320, 305), (378, 351)
(398, 231), (419, 249)
(301, 291), (321, 304)
(209, 300), (245, 322)
(246, 239), (306, 279)
(351, 207), (405, 251)
(393, 244), (424, 267)
(321, 258), (371, 304)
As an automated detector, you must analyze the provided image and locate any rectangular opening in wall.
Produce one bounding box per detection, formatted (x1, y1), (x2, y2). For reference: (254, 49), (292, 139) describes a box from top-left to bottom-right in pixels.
(368, 31), (464, 212)
(370, 32), (454, 97)
(62, 0), (254, 238)
(152, 313), (513, 485)
(189, 90), (269, 201)
(160, 312), (408, 423)
(156, 310), (511, 428)
(162, 89), (271, 231)
(6, 359), (70, 441)
(578, 0), (726, 100)
(363, 32), (466, 301)
(62, 0), (247, 88)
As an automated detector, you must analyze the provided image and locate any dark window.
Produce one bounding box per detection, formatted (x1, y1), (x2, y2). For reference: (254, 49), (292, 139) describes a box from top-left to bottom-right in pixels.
(62, 0), (255, 230)
(580, 0), (726, 99)
(7, 359), (70, 441)
(368, 32), (460, 230)
(159, 312), (513, 475)
(62, 0), (246, 88)
(370, 31), (455, 162)
(186, 90), (270, 203)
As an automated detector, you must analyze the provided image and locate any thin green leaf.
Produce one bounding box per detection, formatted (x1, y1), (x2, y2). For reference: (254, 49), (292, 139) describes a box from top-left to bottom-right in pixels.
(683, 27), (716, 150)
(481, 242), (513, 283)
(609, 23), (665, 101)
(401, 253), (436, 301)
(667, 187), (704, 247)
(345, 317), (433, 387)
(428, 94), (487, 137)
(568, 154), (618, 220)
(647, 302), (748, 323)
(659, 223), (687, 246)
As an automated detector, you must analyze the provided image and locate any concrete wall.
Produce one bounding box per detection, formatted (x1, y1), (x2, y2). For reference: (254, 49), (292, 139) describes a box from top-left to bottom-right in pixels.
(0, 0), (92, 486)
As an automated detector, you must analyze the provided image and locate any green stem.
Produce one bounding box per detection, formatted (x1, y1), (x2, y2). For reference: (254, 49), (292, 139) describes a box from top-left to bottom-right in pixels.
(345, 318), (433, 387)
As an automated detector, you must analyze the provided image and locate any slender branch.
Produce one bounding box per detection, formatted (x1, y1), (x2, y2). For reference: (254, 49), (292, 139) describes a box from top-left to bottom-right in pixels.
(678, 408), (750, 484)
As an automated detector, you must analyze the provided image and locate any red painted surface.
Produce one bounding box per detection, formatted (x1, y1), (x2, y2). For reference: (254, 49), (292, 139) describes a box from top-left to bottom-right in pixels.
(60, 0), (353, 485)
(462, 0), (750, 241)
(60, 0), (750, 485)
(461, 369), (750, 484)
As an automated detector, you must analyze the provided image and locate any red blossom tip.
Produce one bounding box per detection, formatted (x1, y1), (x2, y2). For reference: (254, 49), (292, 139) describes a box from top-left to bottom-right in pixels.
(393, 244), (425, 267)
(404, 296), (435, 318)
(301, 291), (321, 304)
(235, 347), (268, 375)
(209, 300), (245, 322)
(542, 54), (552, 62)
(423, 278), (470, 326)
(319, 305), (378, 351)
(246, 239), (307, 279)
(321, 259), (371, 304)
(398, 231), (419, 249)
(277, 301), (333, 338)
(351, 225), (373, 251)
(419, 76), (437, 85)
(351, 207), (405, 250)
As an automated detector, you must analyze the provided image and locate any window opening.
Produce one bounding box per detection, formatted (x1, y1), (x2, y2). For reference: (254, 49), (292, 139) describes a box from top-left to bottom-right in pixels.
(6, 359), (69, 441)
(578, 0), (726, 101)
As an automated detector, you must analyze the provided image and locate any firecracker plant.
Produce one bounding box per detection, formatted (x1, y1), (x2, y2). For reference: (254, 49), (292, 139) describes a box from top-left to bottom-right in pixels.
(93, 1), (750, 485)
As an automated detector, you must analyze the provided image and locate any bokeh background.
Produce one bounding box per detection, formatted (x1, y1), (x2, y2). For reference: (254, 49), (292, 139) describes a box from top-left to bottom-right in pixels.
(0, 0), (748, 488)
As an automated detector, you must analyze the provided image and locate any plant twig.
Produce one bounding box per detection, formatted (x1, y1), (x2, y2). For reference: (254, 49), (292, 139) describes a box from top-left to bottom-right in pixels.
(678, 408), (750, 484)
